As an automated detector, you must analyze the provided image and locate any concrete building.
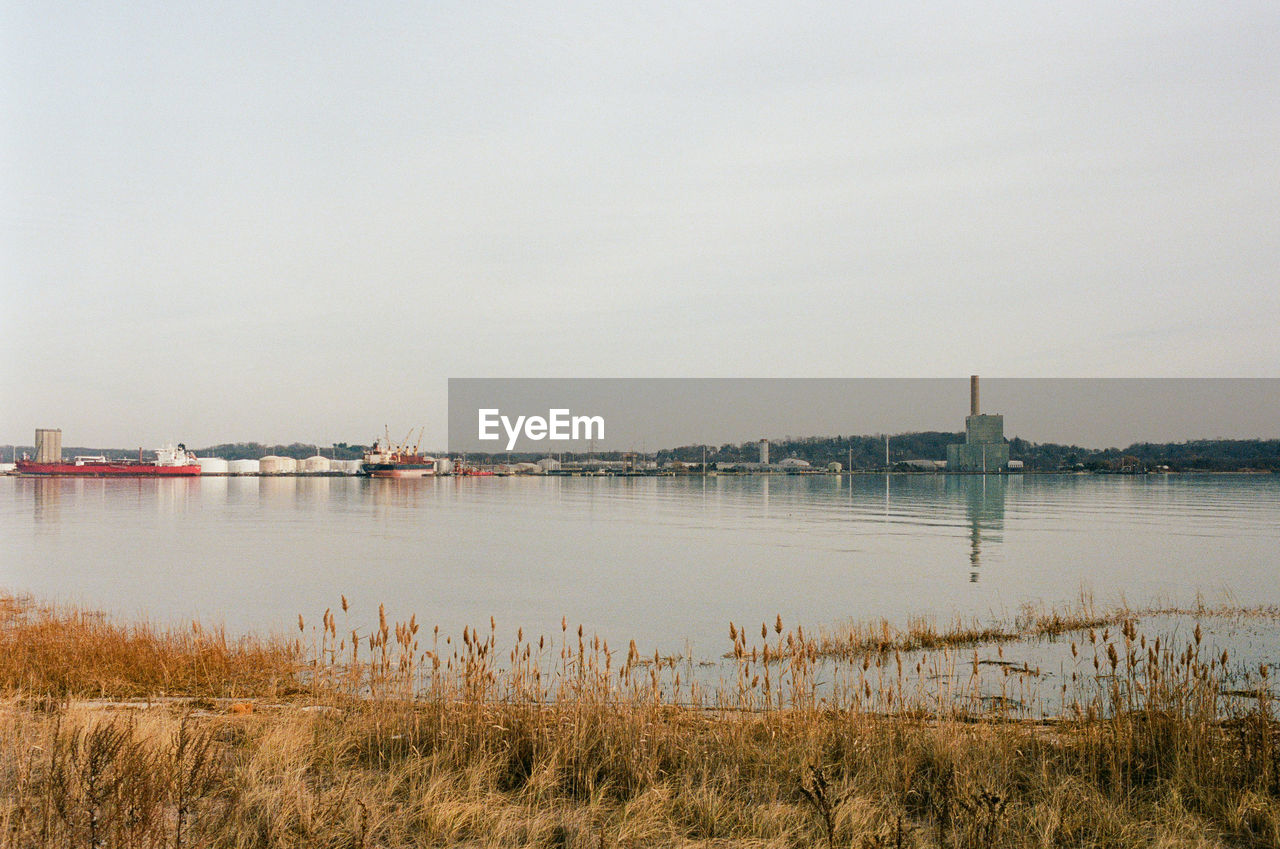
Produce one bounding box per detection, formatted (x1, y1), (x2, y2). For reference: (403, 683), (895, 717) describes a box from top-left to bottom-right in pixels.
(35, 429), (62, 463)
(946, 376), (1010, 473)
(900, 459), (944, 472)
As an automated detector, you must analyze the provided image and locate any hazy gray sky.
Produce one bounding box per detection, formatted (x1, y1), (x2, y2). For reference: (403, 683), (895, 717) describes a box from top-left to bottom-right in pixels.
(3, 2), (1277, 448)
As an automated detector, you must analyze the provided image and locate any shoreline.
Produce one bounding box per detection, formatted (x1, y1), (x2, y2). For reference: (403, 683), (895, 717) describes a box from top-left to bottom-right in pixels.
(3, 593), (1277, 846)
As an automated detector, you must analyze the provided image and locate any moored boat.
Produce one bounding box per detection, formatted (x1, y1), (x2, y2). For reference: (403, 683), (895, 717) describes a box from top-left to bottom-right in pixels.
(360, 428), (436, 478)
(16, 443), (201, 477)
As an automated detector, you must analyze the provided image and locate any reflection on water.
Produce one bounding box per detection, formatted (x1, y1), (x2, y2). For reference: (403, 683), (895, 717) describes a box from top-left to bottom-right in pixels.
(30, 477), (60, 528)
(25, 476), (208, 526)
(946, 475), (1008, 581)
(3, 473), (1278, 655)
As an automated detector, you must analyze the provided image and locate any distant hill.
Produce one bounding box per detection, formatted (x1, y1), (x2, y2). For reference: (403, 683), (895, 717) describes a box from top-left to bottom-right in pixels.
(470, 434), (1280, 472)
(663, 435), (1280, 472)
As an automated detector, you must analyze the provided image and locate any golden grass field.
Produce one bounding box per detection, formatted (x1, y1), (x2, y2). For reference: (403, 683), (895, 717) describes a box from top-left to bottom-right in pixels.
(1, 591), (1277, 848)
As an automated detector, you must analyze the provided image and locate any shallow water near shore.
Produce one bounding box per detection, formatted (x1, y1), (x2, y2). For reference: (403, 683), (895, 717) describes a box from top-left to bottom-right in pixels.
(3, 473), (1278, 663)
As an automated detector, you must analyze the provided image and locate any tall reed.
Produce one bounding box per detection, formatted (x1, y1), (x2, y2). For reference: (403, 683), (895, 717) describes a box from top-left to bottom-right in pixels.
(1, 592), (1276, 847)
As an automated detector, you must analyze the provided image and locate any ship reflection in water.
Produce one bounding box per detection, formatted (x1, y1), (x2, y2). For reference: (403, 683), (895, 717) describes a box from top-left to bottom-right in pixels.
(25, 475), (205, 526)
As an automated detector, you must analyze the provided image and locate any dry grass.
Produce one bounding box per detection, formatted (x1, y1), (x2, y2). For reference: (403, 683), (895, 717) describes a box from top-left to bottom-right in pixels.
(0, 594), (300, 700)
(801, 593), (1138, 661)
(1, 592), (1278, 848)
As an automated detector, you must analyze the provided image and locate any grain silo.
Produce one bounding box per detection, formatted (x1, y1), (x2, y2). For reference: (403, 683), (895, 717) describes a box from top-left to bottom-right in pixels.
(197, 457), (229, 475)
(303, 455), (331, 473)
(35, 429), (62, 463)
(228, 459), (260, 475)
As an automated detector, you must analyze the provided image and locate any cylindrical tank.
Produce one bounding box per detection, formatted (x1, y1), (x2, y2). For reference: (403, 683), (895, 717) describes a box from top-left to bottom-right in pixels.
(197, 457), (229, 475)
(228, 458), (261, 475)
(259, 455), (298, 474)
(536, 457), (560, 472)
(35, 429), (63, 463)
(303, 455), (331, 473)
(330, 459), (361, 475)
(435, 458), (454, 475)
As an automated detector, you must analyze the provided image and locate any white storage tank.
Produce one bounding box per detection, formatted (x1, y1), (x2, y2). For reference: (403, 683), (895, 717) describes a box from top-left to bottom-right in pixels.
(228, 459), (261, 475)
(435, 457), (454, 475)
(330, 459), (361, 475)
(197, 457), (229, 475)
(303, 455), (331, 473)
(259, 455), (298, 474)
(536, 457), (561, 472)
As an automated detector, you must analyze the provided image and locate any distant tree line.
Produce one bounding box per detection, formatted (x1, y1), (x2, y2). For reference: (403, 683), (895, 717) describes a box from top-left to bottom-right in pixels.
(549, 435), (1280, 472)
(695, 434), (1280, 472)
(14, 437), (1280, 472)
(192, 442), (368, 461)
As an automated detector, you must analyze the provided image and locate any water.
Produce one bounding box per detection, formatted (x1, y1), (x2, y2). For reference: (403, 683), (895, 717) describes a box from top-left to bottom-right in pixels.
(3, 473), (1278, 662)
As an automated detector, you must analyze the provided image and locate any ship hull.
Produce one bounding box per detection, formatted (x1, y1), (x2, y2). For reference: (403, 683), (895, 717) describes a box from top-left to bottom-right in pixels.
(15, 461), (201, 477)
(361, 463), (436, 478)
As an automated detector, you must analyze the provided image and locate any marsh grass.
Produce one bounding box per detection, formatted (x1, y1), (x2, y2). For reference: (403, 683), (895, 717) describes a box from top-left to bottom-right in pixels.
(0, 594), (300, 700)
(1, 591), (1277, 848)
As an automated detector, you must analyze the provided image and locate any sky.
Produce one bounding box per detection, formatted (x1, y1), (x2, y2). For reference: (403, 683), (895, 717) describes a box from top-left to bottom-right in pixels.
(2, 2), (1278, 449)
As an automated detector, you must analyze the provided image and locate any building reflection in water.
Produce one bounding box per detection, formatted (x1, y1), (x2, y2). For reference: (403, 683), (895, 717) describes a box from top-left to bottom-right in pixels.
(946, 474), (1008, 582)
(30, 477), (62, 528)
(257, 475), (299, 502)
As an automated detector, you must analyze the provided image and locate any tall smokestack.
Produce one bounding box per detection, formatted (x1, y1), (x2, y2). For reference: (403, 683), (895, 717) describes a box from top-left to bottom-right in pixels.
(970, 375), (979, 416)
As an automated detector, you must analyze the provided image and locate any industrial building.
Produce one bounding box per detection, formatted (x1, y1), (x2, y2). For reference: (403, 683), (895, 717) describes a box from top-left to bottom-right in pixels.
(946, 376), (1010, 473)
(35, 429), (62, 463)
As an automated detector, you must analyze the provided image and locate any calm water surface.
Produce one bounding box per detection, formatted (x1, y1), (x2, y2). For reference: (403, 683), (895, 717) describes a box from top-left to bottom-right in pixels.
(3, 474), (1278, 658)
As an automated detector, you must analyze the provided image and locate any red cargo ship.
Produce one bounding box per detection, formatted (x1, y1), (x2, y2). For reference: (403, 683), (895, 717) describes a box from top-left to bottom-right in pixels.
(16, 444), (201, 477)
